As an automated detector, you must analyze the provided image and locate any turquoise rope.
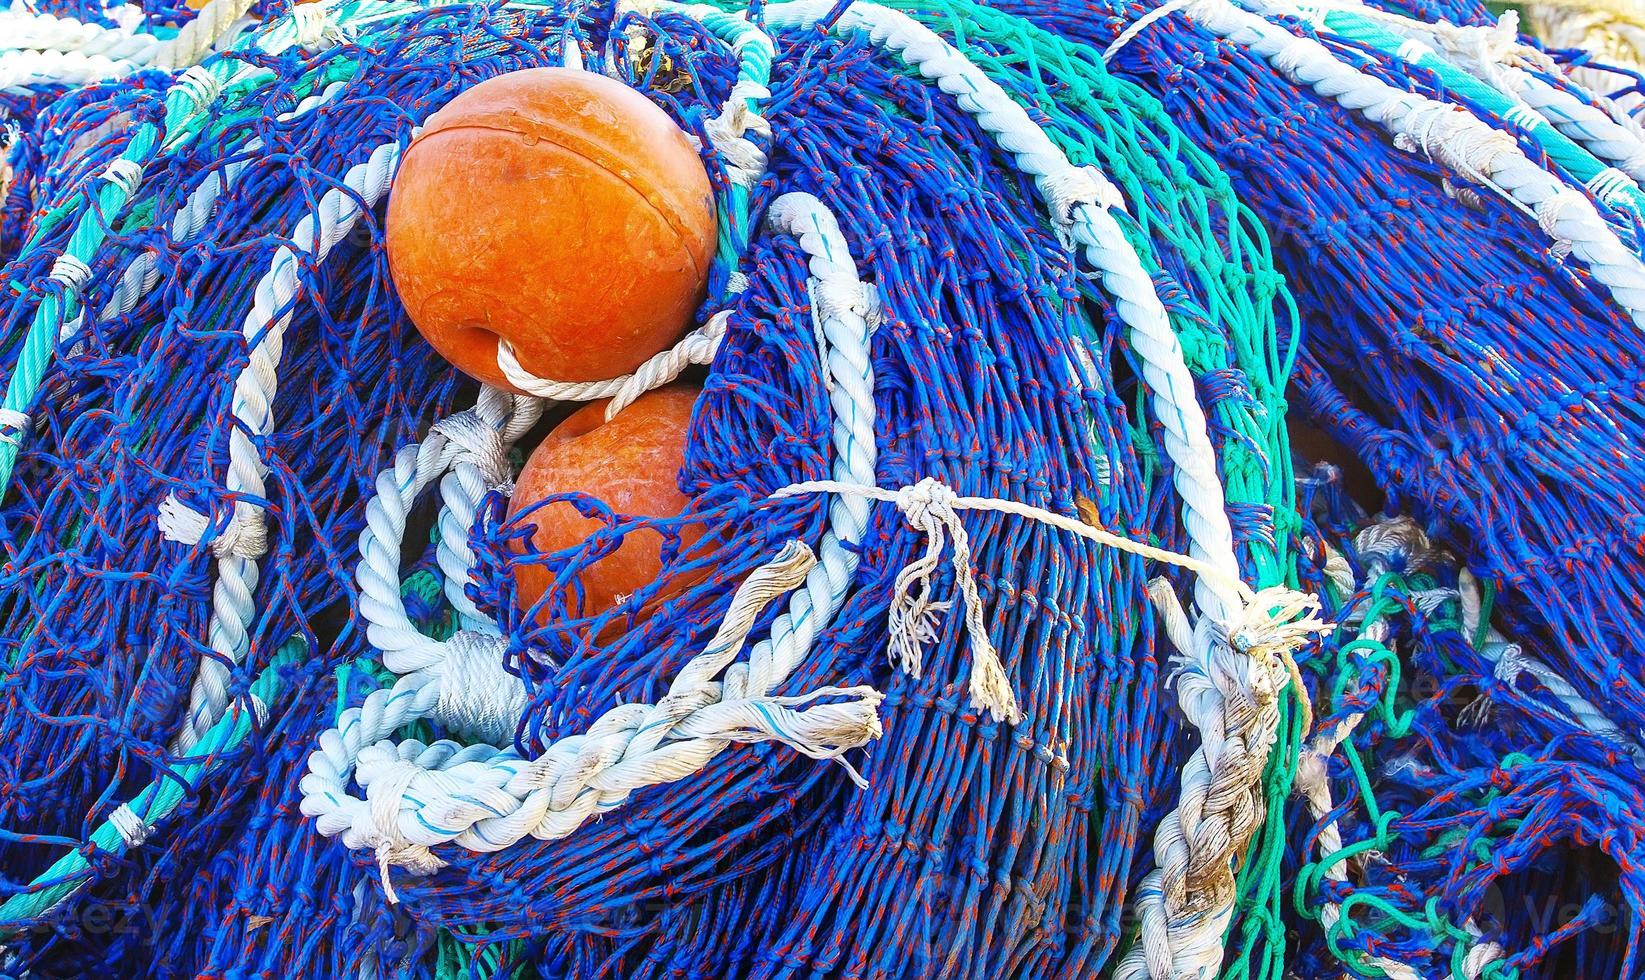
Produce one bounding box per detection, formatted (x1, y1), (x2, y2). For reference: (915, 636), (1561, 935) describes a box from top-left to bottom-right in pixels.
(0, 641), (300, 928)
(656, 3), (774, 289)
(1311, 8), (1645, 214)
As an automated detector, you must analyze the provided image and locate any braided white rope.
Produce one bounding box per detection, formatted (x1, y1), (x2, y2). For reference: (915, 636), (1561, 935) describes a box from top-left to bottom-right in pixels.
(153, 0), (260, 70)
(1104, 0), (1197, 61)
(1357, 518), (1641, 756)
(165, 139), (401, 753)
(724, 193), (878, 699)
(1286, 1), (1645, 185)
(348, 386), (540, 729)
(1515, 72), (1645, 183)
(496, 311), (729, 421)
(0, 48), (138, 91)
(304, 194), (884, 881)
(497, 6), (773, 411)
(0, 11), (162, 63)
(1185, 0), (1645, 328)
(766, 0), (1241, 620)
(761, 5), (1328, 975)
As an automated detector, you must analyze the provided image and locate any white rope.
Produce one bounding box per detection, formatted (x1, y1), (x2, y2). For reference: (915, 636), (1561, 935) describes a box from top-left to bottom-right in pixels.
(1298, 0), (1645, 183)
(1191, 0), (1645, 325)
(0, 409), (29, 450)
(775, 478), (1328, 727)
(63, 79), (349, 346)
(0, 10), (161, 63)
(496, 310), (730, 419)
(153, 0), (259, 69)
(759, 6), (1301, 973)
(305, 190), (884, 885)
(1457, 568), (1645, 763)
(1295, 521), (1512, 980)
(168, 139), (402, 753)
(0, 47), (137, 91)
(1104, 0), (1197, 62)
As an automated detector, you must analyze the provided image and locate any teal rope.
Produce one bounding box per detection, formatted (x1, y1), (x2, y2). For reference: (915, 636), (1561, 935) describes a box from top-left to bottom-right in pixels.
(1315, 8), (1645, 213)
(0, 640), (300, 928)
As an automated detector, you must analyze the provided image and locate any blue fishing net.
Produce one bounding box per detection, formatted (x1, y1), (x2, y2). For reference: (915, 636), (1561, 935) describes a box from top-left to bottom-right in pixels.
(9, 0), (1645, 975)
(1292, 480), (1645, 978)
(985, 4), (1645, 976)
(0, 0), (1310, 976)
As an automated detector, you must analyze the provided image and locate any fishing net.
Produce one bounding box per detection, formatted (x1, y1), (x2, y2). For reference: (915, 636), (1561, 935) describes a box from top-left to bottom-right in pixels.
(6, 0), (1645, 975)
(1289, 482), (1645, 978)
(0, 0), (1327, 976)
(1024, 4), (1645, 976)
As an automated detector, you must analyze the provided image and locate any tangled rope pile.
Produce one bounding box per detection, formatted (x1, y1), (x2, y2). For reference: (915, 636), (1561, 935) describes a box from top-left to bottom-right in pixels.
(2, 0), (1644, 976)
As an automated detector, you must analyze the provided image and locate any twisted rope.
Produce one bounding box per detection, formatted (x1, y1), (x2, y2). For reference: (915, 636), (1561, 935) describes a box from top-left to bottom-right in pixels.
(765, 5), (1317, 973)
(165, 138), (403, 752)
(1186, 0), (1645, 327)
(152, 0), (259, 70)
(0, 10), (161, 62)
(0, 48), (140, 91)
(304, 191), (885, 884)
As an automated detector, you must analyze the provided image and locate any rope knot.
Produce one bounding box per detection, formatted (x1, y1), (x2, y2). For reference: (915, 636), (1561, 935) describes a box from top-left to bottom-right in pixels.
(358, 757), (448, 902)
(101, 158), (143, 198)
(175, 64), (222, 114)
(893, 475), (958, 525)
(430, 409), (510, 486)
(811, 278), (882, 333)
(1588, 166), (1639, 205)
(432, 631), (528, 743)
(108, 803), (154, 848)
(1041, 165), (1128, 244)
(157, 496), (268, 558)
(1535, 188), (1590, 255)
(886, 478), (1020, 724)
(292, 1), (347, 47)
(49, 254), (93, 293)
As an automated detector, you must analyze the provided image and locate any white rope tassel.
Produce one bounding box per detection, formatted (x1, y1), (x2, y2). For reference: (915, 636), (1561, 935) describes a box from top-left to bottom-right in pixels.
(881, 479), (1018, 723)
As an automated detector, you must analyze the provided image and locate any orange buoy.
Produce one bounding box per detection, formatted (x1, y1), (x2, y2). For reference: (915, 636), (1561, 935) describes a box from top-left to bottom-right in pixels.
(508, 385), (702, 616)
(386, 68), (717, 391)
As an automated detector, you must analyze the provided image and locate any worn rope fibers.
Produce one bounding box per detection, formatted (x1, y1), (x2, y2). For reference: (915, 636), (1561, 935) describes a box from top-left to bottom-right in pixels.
(3, 0), (1312, 976)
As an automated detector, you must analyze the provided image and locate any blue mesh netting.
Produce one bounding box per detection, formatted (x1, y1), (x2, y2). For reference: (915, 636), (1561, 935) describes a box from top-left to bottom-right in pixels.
(0, 1), (1304, 975)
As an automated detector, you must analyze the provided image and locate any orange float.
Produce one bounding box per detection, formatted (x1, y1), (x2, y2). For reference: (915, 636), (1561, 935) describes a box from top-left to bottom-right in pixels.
(508, 385), (702, 616)
(386, 68), (717, 390)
